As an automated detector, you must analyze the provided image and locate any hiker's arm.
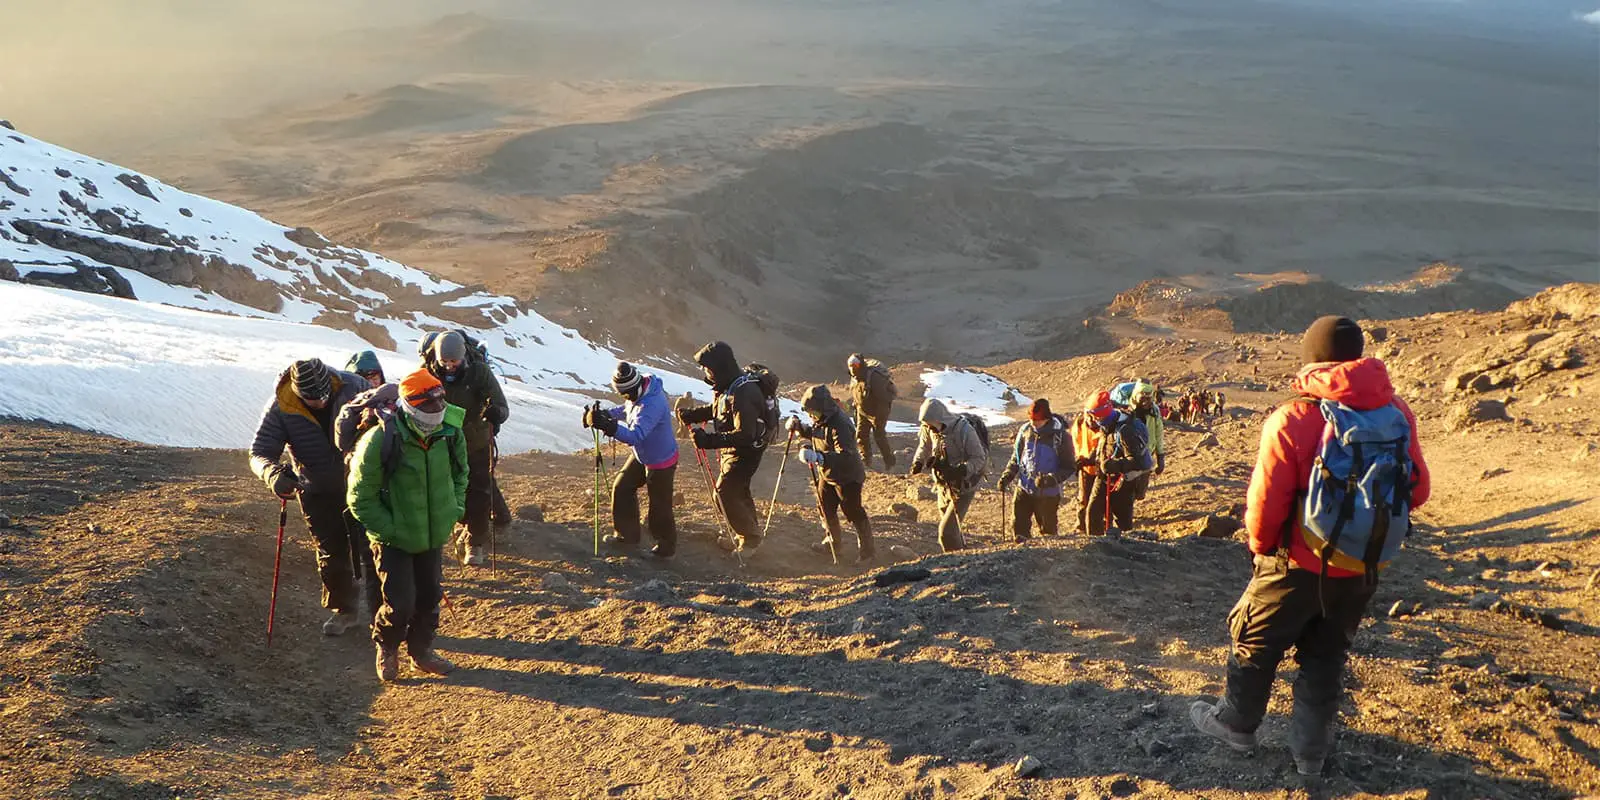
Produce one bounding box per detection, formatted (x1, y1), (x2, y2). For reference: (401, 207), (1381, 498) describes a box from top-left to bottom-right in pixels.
(1245, 406), (1302, 555)
(480, 370), (509, 425)
(677, 401), (714, 426)
(611, 399), (656, 448)
(703, 386), (761, 449)
(333, 400), (364, 454)
(248, 403), (291, 486)
(346, 431), (395, 537)
(1052, 432), (1075, 484)
(911, 428), (932, 468)
(1394, 396), (1431, 509)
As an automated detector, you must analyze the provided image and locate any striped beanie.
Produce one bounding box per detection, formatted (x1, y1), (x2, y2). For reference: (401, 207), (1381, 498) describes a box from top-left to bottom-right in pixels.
(291, 358), (332, 402)
(612, 361), (642, 395)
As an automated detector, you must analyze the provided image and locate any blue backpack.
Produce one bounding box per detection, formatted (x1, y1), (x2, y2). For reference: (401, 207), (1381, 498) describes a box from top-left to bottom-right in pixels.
(1296, 399), (1414, 578)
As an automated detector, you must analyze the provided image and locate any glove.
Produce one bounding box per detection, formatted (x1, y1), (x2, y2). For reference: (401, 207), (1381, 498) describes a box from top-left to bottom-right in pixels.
(691, 428), (713, 450)
(799, 447), (824, 466)
(581, 405), (595, 429)
(484, 405), (509, 425)
(1102, 458), (1132, 474)
(676, 406), (694, 427)
(786, 416), (802, 435)
(934, 461), (966, 486)
(1155, 453), (1166, 475)
(909, 460), (927, 476)
(998, 472), (1015, 493)
(1037, 473), (1059, 490)
(270, 467), (301, 499)
(1075, 457), (1094, 469)
(594, 412), (618, 437)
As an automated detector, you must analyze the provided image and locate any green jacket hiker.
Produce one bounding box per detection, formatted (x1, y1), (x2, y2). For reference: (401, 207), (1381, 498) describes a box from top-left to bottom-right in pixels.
(347, 403), (469, 554)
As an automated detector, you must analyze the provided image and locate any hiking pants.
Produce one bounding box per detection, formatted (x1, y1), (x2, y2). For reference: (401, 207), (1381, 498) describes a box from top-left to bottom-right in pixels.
(1012, 490), (1061, 541)
(1076, 471), (1095, 533)
(717, 448), (765, 547)
(855, 410), (895, 470)
(463, 446), (493, 547)
(342, 509), (381, 616)
(492, 476), (512, 528)
(297, 490), (359, 613)
(1085, 474), (1136, 535)
(935, 484), (974, 552)
(821, 480), (874, 556)
(370, 543), (444, 655)
(1216, 555), (1377, 764)
(612, 454), (677, 553)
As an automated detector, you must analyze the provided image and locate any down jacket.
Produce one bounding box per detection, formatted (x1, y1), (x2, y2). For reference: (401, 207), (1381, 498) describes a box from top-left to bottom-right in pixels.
(679, 341), (767, 459)
(346, 405), (469, 554)
(849, 360), (896, 418)
(424, 356), (508, 453)
(912, 398), (987, 491)
(248, 367), (365, 495)
(1246, 358), (1430, 576)
(795, 385), (867, 486)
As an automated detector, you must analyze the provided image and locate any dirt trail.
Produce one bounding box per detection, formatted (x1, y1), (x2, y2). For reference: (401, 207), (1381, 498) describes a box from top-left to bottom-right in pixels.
(3, 290), (1599, 799)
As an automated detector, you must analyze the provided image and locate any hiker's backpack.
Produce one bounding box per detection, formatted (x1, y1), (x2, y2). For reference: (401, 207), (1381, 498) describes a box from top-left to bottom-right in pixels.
(867, 361), (897, 399)
(1295, 399), (1414, 576)
(730, 363), (782, 446)
(375, 415), (463, 502)
(955, 412), (991, 454)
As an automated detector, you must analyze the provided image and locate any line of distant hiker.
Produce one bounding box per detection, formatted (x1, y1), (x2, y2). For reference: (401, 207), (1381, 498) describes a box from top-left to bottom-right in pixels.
(250, 315), (1432, 784)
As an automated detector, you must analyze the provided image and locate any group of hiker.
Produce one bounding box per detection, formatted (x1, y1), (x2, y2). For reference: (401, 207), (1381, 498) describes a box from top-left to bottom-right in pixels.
(1175, 387), (1226, 423)
(248, 314), (1435, 782)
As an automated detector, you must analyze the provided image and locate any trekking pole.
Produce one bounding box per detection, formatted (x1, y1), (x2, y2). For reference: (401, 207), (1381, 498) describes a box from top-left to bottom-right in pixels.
(807, 463), (838, 565)
(489, 438), (499, 573)
(267, 497), (287, 647)
(684, 422), (742, 565)
(592, 426), (603, 556)
(999, 486), (1007, 542)
(762, 429), (796, 536)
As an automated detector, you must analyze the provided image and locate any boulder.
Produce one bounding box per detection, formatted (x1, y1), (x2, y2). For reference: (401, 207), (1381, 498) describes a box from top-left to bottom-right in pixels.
(1013, 754), (1043, 777)
(515, 504), (544, 522)
(1195, 514), (1242, 539)
(874, 565), (933, 587)
(1450, 399), (1510, 432)
(906, 484), (935, 502)
(890, 502), (919, 522)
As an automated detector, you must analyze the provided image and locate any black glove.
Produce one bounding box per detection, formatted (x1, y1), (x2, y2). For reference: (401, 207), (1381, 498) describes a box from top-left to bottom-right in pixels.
(1155, 453), (1166, 476)
(595, 411), (619, 436)
(1037, 473), (1059, 490)
(691, 428), (713, 450)
(1102, 458), (1133, 474)
(909, 459), (927, 476)
(934, 461), (966, 486)
(1075, 457), (1094, 470)
(270, 467), (301, 499)
(484, 405), (509, 425)
(676, 406), (694, 427)
(998, 468), (1016, 492)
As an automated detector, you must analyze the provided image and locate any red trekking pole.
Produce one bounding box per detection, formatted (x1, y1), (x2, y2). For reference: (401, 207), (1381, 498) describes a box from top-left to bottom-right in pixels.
(267, 497), (287, 646)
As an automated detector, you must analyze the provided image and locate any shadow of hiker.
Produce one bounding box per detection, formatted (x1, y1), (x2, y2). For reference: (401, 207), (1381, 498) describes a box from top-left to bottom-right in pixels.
(439, 634), (1558, 798)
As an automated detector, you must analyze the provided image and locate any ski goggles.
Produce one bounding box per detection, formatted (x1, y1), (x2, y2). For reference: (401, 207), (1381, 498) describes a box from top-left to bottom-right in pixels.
(405, 386), (447, 412)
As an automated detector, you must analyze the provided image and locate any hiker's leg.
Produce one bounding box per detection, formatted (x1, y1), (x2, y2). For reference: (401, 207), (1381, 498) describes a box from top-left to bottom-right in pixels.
(1012, 489), (1032, 542)
(404, 547), (445, 656)
(370, 543), (415, 650)
(343, 507), (379, 617)
(1288, 575), (1377, 763)
(717, 452), (763, 547)
(299, 491), (357, 612)
(854, 411), (875, 467)
(1038, 493), (1061, 537)
(611, 454), (646, 544)
(936, 486), (962, 551)
(1217, 556), (1318, 734)
(645, 464), (677, 553)
(840, 481), (873, 554)
(873, 415), (895, 469)
(1077, 472), (1094, 533)
(1110, 481), (1136, 530)
(1085, 475), (1109, 536)
(820, 481), (845, 541)
(463, 446), (493, 547)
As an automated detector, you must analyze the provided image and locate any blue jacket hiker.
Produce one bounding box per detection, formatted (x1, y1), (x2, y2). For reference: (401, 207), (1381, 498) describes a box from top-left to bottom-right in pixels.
(584, 362), (678, 559)
(998, 398), (1076, 540)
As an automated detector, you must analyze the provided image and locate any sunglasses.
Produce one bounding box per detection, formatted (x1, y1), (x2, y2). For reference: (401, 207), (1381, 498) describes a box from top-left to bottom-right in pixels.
(360, 370), (383, 381)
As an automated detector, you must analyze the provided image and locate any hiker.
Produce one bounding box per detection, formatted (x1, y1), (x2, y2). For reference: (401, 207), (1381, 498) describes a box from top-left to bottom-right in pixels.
(346, 350), (385, 390)
(1190, 316), (1431, 776)
(847, 353), (898, 471)
(1113, 380), (1168, 514)
(347, 369), (468, 681)
(676, 341), (769, 554)
(998, 398), (1074, 541)
(422, 331), (509, 566)
(909, 398), (988, 551)
(585, 361), (678, 560)
(1081, 389), (1153, 535)
(1070, 403), (1103, 534)
(248, 358), (370, 635)
(788, 384), (875, 563)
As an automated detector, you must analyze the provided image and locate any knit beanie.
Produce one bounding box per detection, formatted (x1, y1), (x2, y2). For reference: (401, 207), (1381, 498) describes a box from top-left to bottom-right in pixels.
(1029, 398), (1052, 422)
(612, 361), (642, 395)
(434, 332), (467, 363)
(291, 358), (332, 402)
(399, 369), (446, 431)
(1301, 316), (1364, 364)
(847, 353), (864, 372)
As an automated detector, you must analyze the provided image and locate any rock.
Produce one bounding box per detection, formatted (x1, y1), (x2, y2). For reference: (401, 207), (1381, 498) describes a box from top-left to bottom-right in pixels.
(1194, 433), (1220, 449)
(938, 778), (956, 794)
(622, 579), (676, 602)
(890, 502), (919, 522)
(1366, 326), (1389, 343)
(1450, 399), (1510, 432)
(887, 544), (917, 562)
(0, 513), (11, 528)
(673, 492), (686, 505)
(114, 172), (157, 200)
(0, 120), (13, 130)
(1388, 600), (1414, 618)
(1479, 467), (1510, 481)
(874, 565), (933, 587)
(85, 523), (105, 535)
(1588, 569), (1599, 592)
(540, 572), (569, 591)
(1574, 442), (1597, 462)
(803, 733), (834, 752)
(1468, 592), (1501, 610)
(1139, 735), (1172, 757)
(515, 504), (544, 522)
(1195, 514), (1242, 539)
(748, 599), (776, 615)
(907, 484), (936, 502)
(1013, 754), (1043, 777)
(0, 260), (17, 282)
(1110, 777), (1139, 797)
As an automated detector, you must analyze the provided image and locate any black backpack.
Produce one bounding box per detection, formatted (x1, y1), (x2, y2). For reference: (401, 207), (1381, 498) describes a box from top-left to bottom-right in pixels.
(732, 363), (782, 446)
(955, 412), (990, 454)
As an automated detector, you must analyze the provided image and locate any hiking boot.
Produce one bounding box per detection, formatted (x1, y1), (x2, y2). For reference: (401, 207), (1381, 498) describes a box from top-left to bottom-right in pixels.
(1190, 700), (1256, 752)
(602, 533), (639, 551)
(716, 535), (739, 553)
(648, 544), (675, 561)
(322, 611), (360, 636)
(463, 546), (488, 567)
(1293, 756), (1324, 777)
(810, 537), (837, 555)
(410, 650), (456, 676)
(375, 645), (399, 682)
(882, 453), (898, 471)
(854, 548), (877, 566)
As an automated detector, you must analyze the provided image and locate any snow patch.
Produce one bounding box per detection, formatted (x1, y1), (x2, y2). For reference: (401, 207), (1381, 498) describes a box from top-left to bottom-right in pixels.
(920, 368), (1029, 426)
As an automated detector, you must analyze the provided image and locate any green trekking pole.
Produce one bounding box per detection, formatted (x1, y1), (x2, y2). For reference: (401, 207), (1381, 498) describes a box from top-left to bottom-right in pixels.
(762, 428), (797, 536)
(592, 425), (603, 556)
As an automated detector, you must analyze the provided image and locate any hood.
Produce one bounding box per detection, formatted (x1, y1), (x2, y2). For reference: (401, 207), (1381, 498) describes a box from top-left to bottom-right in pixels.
(636, 373), (665, 403)
(918, 397), (956, 427)
(1292, 358), (1396, 410)
(693, 341), (741, 391)
(346, 350), (382, 375)
(801, 384), (839, 416)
